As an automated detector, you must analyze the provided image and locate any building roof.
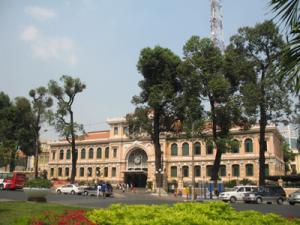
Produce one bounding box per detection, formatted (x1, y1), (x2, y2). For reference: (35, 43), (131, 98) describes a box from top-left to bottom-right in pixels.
(83, 130), (110, 140)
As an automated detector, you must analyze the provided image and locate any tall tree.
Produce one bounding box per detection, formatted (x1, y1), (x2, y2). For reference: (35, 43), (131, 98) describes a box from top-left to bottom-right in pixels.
(0, 93), (35, 171)
(29, 87), (53, 178)
(270, 0), (300, 93)
(230, 20), (292, 185)
(182, 37), (252, 184)
(48, 75), (86, 183)
(127, 46), (198, 189)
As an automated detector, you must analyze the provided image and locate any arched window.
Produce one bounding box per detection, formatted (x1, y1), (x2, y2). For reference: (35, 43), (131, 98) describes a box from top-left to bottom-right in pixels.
(112, 167), (116, 177)
(104, 167), (108, 177)
(182, 143), (189, 156)
(87, 167), (92, 177)
(81, 148), (86, 159)
(96, 167), (100, 177)
(80, 167), (84, 177)
(65, 167), (69, 177)
(206, 142), (213, 155)
(246, 164), (253, 176)
(265, 164), (269, 176)
(89, 148), (94, 159)
(58, 167), (62, 176)
(219, 165), (226, 177)
(194, 142), (201, 155)
(97, 148), (102, 159)
(245, 139), (253, 153)
(231, 139), (240, 153)
(113, 148), (117, 158)
(105, 147), (109, 159)
(171, 166), (177, 177)
(232, 164), (240, 177)
(182, 166), (189, 177)
(59, 150), (64, 160)
(171, 144), (178, 156)
(194, 166), (201, 177)
(66, 149), (71, 160)
(206, 165), (213, 177)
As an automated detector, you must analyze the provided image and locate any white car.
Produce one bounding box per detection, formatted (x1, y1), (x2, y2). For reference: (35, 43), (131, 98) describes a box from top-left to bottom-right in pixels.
(56, 184), (84, 195)
(219, 185), (258, 203)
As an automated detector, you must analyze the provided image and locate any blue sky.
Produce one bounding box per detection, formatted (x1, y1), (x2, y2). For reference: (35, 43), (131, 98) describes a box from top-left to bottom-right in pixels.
(0, 0), (273, 140)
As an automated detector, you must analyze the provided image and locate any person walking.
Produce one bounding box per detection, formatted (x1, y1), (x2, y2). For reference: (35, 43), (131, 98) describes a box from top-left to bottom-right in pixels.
(96, 183), (101, 198)
(101, 182), (107, 198)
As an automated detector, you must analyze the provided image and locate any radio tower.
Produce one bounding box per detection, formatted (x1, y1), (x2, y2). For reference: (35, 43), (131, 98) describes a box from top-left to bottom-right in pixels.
(210, 0), (225, 52)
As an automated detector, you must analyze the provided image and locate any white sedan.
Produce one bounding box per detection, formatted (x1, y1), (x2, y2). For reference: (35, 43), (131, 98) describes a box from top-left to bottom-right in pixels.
(56, 184), (84, 195)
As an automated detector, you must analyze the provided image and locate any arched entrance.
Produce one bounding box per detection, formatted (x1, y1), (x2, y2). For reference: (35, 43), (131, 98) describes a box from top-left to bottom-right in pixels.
(124, 148), (148, 187)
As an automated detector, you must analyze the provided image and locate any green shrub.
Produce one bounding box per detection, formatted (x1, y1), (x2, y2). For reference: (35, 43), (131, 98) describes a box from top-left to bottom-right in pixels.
(25, 178), (52, 188)
(86, 202), (300, 225)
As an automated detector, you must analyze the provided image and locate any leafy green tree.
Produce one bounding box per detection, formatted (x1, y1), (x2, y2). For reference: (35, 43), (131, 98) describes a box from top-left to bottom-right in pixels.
(127, 46), (197, 189)
(270, 0), (300, 93)
(48, 75), (86, 183)
(230, 20), (292, 185)
(182, 37), (252, 184)
(282, 140), (296, 174)
(0, 92), (35, 171)
(29, 87), (53, 178)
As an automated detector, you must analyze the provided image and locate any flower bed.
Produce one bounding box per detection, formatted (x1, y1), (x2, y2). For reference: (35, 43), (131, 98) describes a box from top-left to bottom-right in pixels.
(30, 210), (95, 225)
(28, 202), (300, 225)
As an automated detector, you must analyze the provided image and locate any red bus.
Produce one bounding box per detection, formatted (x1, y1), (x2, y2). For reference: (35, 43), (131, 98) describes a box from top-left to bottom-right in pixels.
(0, 172), (26, 190)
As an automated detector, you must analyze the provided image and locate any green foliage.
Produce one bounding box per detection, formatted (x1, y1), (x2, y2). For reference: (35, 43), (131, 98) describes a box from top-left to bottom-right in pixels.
(87, 202), (299, 225)
(240, 178), (256, 185)
(48, 75), (86, 141)
(0, 92), (35, 171)
(270, 0), (300, 93)
(25, 178), (53, 188)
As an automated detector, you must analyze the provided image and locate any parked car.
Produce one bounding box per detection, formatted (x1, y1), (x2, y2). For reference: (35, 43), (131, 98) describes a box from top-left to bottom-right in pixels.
(219, 185), (258, 203)
(243, 185), (286, 204)
(288, 189), (300, 205)
(56, 184), (84, 195)
(83, 183), (113, 197)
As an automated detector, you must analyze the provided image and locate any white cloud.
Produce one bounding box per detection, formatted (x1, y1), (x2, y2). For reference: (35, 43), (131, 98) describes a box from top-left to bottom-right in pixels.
(25, 6), (56, 21)
(20, 26), (77, 66)
(20, 25), (39, 41)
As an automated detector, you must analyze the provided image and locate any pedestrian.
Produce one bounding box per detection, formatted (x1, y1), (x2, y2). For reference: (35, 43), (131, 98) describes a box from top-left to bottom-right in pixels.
(171, 184), (175, 194)
(96, 183), (101, 198)
(101, 182), (107, 198)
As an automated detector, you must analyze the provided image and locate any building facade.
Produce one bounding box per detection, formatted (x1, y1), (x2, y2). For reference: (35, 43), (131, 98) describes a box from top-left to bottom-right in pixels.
(48, 118), (285, 187)
(280, 125), (300, 174)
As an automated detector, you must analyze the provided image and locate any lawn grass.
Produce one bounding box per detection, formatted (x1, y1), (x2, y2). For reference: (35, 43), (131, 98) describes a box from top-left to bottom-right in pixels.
(0, 201), (84, 225)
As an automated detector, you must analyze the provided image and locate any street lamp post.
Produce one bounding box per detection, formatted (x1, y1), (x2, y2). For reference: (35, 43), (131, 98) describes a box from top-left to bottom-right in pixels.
(155, 168), (163, 197)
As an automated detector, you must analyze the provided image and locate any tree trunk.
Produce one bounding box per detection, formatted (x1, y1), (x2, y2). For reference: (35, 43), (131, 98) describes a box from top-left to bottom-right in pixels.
(259, 102), (267, 186)
(70, 110), (77, 184)
(9, 149), (16, 172)
(259, 69), (267, 186)
(210, 99), (221, 184)
(153, 109), (162, 188)
(34, 137), (39, 178)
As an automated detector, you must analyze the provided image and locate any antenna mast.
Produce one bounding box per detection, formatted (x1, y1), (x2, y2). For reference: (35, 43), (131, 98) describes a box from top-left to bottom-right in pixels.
(210, 0), (224, 51)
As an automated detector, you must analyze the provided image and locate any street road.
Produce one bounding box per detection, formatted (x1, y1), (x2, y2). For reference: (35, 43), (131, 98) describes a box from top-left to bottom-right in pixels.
(1, 189), (299, 218)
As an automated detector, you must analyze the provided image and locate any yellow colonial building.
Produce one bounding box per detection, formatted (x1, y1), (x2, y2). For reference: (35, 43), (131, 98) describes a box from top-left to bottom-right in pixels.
(48, 118), (285, 187)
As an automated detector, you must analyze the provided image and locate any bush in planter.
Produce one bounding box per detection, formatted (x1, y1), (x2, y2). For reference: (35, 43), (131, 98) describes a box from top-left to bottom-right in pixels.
(25, 178), (53, 189)
(25, 178), (53, 202)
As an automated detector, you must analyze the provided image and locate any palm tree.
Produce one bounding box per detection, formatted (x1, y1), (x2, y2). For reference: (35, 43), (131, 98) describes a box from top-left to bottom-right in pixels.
(270, 0), (300, 93)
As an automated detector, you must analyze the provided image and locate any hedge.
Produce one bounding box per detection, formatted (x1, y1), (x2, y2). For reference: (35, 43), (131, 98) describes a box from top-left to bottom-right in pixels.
(87, 202), (300, 225)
